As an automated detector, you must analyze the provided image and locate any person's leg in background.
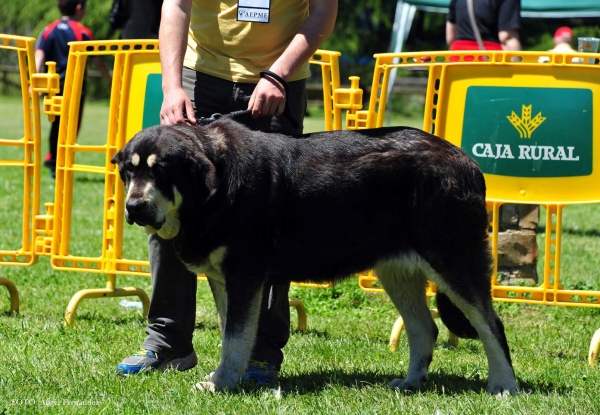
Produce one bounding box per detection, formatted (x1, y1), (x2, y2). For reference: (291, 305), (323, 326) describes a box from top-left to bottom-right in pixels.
(43, 117), (60, 177)
(44, 93), (86, 178)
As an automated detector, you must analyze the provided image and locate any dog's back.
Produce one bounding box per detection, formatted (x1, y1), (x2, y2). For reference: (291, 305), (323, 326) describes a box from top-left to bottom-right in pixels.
(217, 124), (489, 286)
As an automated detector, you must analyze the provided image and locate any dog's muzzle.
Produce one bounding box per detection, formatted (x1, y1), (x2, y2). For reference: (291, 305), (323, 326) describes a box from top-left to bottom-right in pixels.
(125, 199), (164, 229)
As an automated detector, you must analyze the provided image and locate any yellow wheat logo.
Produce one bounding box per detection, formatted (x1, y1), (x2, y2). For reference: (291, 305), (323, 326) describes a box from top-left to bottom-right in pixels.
(507, 104), (546, 138)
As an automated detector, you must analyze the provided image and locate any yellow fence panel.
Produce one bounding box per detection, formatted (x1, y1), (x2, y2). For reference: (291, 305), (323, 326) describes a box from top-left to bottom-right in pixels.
(0, 34), (45, 313)
(0, 35), (42, 268)
(357, 50), (600, 363)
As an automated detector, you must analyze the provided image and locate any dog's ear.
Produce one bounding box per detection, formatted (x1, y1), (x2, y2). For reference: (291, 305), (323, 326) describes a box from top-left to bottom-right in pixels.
(111, 151), (122, 165)
(186, 152), (218, 202)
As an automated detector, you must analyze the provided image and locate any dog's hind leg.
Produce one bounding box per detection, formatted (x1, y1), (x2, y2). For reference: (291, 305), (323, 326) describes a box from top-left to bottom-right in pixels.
(433, 281), (518, 396)
(423, 237), (518, 395)
(374, 252), (439, 392)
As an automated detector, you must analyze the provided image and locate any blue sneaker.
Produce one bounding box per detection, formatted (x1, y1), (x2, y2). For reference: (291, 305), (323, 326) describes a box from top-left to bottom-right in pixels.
(241, 360), (279, 385)
(116, 348), (197, 375)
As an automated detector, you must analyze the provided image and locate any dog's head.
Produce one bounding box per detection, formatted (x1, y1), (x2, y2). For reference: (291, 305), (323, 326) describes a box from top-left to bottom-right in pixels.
(111, 125), (218, 239)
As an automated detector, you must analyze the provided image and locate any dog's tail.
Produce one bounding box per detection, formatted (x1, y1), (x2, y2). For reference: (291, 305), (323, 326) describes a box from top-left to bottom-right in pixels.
(436, 291), (479, 339)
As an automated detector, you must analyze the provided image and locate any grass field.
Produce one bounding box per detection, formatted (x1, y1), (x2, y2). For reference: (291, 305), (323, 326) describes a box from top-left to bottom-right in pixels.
(1, 95), (600, 414)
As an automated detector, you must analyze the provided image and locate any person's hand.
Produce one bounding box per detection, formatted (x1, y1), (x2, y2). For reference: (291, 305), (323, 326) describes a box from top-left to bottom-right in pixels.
(248, 77), (286, 119)
(160, 87), (196, 125)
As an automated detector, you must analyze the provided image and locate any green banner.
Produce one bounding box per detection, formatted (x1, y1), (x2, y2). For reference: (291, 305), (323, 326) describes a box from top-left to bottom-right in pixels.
(142, 74), (163, 129)
(461, 86), (593, 177)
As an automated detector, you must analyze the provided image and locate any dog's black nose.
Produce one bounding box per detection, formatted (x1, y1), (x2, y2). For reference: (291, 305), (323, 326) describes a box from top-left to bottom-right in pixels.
(125, 199), (147, 225)
(126, 199), (145, 215)
(125, 199), (161, 228)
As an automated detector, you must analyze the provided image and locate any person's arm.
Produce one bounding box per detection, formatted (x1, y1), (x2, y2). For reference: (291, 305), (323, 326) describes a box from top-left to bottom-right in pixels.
(446, 21), (457, 48)
(35, 49), (46, 73)
(33, 48), (46, 97)
(159, 0), (194, 125)
(499, 29), (521, 51)
(248, 0), (338, 118)
(497, 0), (521, 51)
(445, 0), (457, 48)
(92, 56), (113, 87)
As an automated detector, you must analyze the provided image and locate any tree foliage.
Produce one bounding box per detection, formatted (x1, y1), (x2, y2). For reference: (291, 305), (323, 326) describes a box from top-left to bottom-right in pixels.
(2, 0), (599, 100)
(3, 0), (116, 40)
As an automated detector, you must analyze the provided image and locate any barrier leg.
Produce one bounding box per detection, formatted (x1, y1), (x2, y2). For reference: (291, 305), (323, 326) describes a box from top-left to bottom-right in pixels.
(289, 298), (307, 332)
(589, 328), (600, 366)
(389, 309), (459, 352)
(389, 315), (406, 352)
(0, 277), (20, 314)
(64, 274), (149, 326)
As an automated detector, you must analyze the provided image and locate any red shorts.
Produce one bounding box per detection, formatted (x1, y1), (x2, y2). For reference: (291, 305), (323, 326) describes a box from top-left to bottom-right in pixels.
(448, 40), (503, 62)
(450, 40), (503, 51)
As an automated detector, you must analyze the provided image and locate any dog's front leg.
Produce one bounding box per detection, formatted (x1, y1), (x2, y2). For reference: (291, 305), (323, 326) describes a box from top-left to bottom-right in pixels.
(197, 278), (264, 391)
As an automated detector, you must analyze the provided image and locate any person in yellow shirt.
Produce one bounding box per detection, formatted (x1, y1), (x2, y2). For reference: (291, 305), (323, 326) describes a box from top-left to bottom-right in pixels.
(117, 0), (337, 387)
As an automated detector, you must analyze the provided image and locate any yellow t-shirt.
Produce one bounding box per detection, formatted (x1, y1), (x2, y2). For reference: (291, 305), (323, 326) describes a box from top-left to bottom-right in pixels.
(184, 0), (310, 83)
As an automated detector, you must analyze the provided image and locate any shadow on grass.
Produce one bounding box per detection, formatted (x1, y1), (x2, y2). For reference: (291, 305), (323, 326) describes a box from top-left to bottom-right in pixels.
(73, 312), (146, 325)
(75, 175), (105, 184)
(275, 371), (486, 395)
(292, 328), (332, 339)
(271, 372), (572, 396)
(194, 321), (218, 331)
(561, 227), (600, 237)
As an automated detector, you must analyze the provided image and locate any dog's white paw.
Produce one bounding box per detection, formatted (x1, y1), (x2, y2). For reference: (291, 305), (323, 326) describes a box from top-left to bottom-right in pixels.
(486, 382), (519, 397)
(191, 381), (216, 393)
(191, 370), (238, 392)
(206, 367), (241, 390)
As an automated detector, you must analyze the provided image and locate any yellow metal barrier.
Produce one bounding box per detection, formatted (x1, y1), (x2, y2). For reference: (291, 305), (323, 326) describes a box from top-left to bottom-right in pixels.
(0, 35), (42, 268)
(23, 39), (351, 326)
(308, 51), (365, 131)
(0, 277), (20, 314)
(0, 35), (45, 313)
(357, 50), (600, 364)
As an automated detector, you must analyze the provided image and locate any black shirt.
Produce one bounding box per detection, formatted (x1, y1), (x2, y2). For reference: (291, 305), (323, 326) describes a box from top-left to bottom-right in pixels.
(122, 0), (163, 39)
(448, 0), (521, 43)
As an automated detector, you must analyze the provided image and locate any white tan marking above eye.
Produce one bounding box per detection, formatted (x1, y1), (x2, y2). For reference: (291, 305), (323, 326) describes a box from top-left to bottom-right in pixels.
(131, 153), (140, 166)
(147, 154), (158, 168)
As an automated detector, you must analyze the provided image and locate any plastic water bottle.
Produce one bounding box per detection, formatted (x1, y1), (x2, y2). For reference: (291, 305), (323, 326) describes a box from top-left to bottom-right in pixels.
(119, 299), (144, 309)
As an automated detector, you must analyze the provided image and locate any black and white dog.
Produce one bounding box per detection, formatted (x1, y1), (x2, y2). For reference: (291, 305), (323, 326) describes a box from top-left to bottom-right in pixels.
(111, 118), (518, 395)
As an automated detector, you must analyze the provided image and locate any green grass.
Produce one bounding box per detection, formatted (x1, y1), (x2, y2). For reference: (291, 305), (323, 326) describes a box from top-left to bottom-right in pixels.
(1, 95), (600, 414)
